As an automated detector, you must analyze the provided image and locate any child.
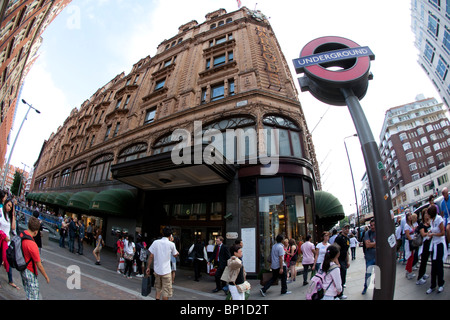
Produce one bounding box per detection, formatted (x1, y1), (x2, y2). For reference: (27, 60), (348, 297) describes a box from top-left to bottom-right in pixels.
(20, 216), (50, 300)
(321, 244), (342, 300)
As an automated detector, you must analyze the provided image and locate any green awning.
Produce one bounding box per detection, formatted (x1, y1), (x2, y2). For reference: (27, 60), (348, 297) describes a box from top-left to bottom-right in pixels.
(26, 193), (35, 200)
(54, 192), (74, 208)
(66, 191), (97, 213)
(89, 189), (135, 216)
(36, 193), (47, 202)
(314, 190), (345, 224)
(44, 193), (59, 205)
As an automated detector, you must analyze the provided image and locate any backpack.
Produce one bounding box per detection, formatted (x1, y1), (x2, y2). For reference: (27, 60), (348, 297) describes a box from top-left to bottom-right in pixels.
(6, 232), (34, 272)
(306, 265), (338, 300)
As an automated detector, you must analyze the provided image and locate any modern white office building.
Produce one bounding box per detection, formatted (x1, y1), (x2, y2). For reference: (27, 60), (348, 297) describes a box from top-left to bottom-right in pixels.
(411, 0), (450, 110)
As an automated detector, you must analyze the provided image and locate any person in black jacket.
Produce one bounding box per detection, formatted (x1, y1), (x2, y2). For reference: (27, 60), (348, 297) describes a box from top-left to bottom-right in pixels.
(208, 236), (230, 292)
(189, 238), (208, 281)
(334, 224), (351, 299)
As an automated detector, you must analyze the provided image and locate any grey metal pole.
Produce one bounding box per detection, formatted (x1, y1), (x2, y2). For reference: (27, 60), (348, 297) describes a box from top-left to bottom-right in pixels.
(1, 100), (40, 190)
(341, 87), (396, 300)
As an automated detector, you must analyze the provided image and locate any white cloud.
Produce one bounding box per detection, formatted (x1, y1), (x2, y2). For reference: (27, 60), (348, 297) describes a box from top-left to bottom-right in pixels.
(8, 56), (72, 168)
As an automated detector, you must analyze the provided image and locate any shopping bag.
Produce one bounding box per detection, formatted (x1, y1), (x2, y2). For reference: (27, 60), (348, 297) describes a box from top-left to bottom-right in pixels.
(141, 275), (152, 296)
(118, 258), (125, 271)
(209, 267), (217, 276)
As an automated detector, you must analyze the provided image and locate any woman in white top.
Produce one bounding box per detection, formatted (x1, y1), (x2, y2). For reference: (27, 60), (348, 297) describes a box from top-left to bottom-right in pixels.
(0, 198), (19, 289)
(426, 205), (447, 294)
(123, 235), (136, 279)
(314, 232), (330, 272)
(321, 244), (342, 300)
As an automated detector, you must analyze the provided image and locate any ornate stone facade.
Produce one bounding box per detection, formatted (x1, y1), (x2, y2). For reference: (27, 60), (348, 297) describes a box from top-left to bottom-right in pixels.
(31, 7), (321, 273)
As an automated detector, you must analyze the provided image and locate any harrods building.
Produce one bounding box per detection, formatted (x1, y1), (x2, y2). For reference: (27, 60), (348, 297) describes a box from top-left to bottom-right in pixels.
(28, 7), (331, 274)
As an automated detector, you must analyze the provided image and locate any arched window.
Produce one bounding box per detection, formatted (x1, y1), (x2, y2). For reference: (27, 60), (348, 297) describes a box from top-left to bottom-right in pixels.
(87, 154), (114, 183)
(263, 115), (304, 158)
(71, 162), (87, 185)
(202, 116), (257, 163)
(118, 143), (148, 163)
(52, 172), (60, 188)
(60, 168), (71, 187)
(153, 134), (180, 155)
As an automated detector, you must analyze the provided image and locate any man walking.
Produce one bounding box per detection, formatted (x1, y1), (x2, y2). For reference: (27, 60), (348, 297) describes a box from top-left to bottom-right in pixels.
(335, 224), (351, 299)
(146, 227), (178, 300)
(209, 236), (230, 293)
(362, 218), (376, 295)
(77, 220), (85, 255)
(260, 234), (291, 297)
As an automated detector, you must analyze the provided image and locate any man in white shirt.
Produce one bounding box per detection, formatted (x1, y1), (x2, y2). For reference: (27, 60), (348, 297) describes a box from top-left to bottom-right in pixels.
(146, 227), (179, 300)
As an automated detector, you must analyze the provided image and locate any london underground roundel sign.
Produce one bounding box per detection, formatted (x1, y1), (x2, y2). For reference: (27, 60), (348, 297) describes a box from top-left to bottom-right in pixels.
(293, 36), (375, 106)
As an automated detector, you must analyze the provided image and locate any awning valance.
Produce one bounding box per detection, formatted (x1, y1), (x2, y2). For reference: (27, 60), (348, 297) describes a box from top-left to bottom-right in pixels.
(89, 189), (135, 216)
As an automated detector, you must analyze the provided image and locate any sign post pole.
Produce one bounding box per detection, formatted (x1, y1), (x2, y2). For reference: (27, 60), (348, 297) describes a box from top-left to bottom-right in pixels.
(341, 87), (396, 300)
(293, 36), (396, 300)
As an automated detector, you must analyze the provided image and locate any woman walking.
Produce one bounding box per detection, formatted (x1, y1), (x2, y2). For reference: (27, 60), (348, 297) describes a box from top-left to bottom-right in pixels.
(314, 232), (330, 272)
(0, 198), (20, 289)
(300, 235), (315, 285)
(426, 205), (447, 294)
(226, 244), (247, 300)
(286, 239), (298, 282)
(92, 229), (104, 265)
(416, 209), (431, 285)
(123, 235), (135, 279)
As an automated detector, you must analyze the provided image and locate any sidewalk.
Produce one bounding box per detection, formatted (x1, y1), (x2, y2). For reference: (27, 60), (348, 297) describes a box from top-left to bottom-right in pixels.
(1, 239), (449, 300)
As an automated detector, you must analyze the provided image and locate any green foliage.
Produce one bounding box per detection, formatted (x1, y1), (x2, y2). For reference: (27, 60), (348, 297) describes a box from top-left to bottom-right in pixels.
(10, 171), (22, 196)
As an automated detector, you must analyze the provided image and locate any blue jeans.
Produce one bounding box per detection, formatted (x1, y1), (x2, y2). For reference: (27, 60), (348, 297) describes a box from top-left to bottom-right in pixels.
(364, 258), (376, 290)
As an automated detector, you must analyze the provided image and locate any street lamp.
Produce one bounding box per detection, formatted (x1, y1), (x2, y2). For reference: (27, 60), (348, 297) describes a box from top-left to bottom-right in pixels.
(1, 99), (40, 190)
(344, 134), (360, 231)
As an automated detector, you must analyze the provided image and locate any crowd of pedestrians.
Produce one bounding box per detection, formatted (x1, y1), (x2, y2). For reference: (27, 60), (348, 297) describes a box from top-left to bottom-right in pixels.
(394, 190), (449, 295)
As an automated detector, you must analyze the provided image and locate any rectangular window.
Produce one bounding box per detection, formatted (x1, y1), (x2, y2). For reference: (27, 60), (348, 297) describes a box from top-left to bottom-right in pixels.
(229, 79), (235, 96)
(213, 54), (226, 67)
(211, 83), (225, 101)
(438, 173), (448, 185)
(428, 13), (439, 37)
(115, 98), (122, 110)
(437, 56), (448, 80)
(425, 40), (435, 63)
(201, 88), (207, 104)
(144, 108), (156, 124)
(154, 78), (166, 91)
(104, 125), (111, 141)
(113, 122), (120, 137)
(123, 95), (131, 109)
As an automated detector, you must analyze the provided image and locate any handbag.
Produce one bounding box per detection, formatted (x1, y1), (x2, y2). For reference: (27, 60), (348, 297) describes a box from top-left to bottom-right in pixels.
(209, 267), (217, 276)
(141, 275), (152, 296)
(235, 280), (251, 293)
(124, 252), (134, 261)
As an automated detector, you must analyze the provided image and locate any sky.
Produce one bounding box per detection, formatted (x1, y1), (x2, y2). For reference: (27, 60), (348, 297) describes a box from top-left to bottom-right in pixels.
(7, 0), (442, 217)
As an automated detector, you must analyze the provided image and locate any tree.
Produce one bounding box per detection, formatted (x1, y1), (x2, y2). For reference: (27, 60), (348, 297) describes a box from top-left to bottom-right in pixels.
(10, 170), (22, 196)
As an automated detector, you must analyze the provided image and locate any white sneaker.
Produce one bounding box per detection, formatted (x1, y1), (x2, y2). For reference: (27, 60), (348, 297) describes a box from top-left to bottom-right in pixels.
(406, 272), (416, 280)
(438, 286), (444, 293)
(423, 274), (430, 279)
(426, 288), (435, 294)
(416, 278), (426, 285)
(339, 295), (348, 300)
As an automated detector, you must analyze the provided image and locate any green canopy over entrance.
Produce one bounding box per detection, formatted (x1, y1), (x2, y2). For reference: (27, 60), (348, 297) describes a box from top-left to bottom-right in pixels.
(314, 190), (345, 230)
